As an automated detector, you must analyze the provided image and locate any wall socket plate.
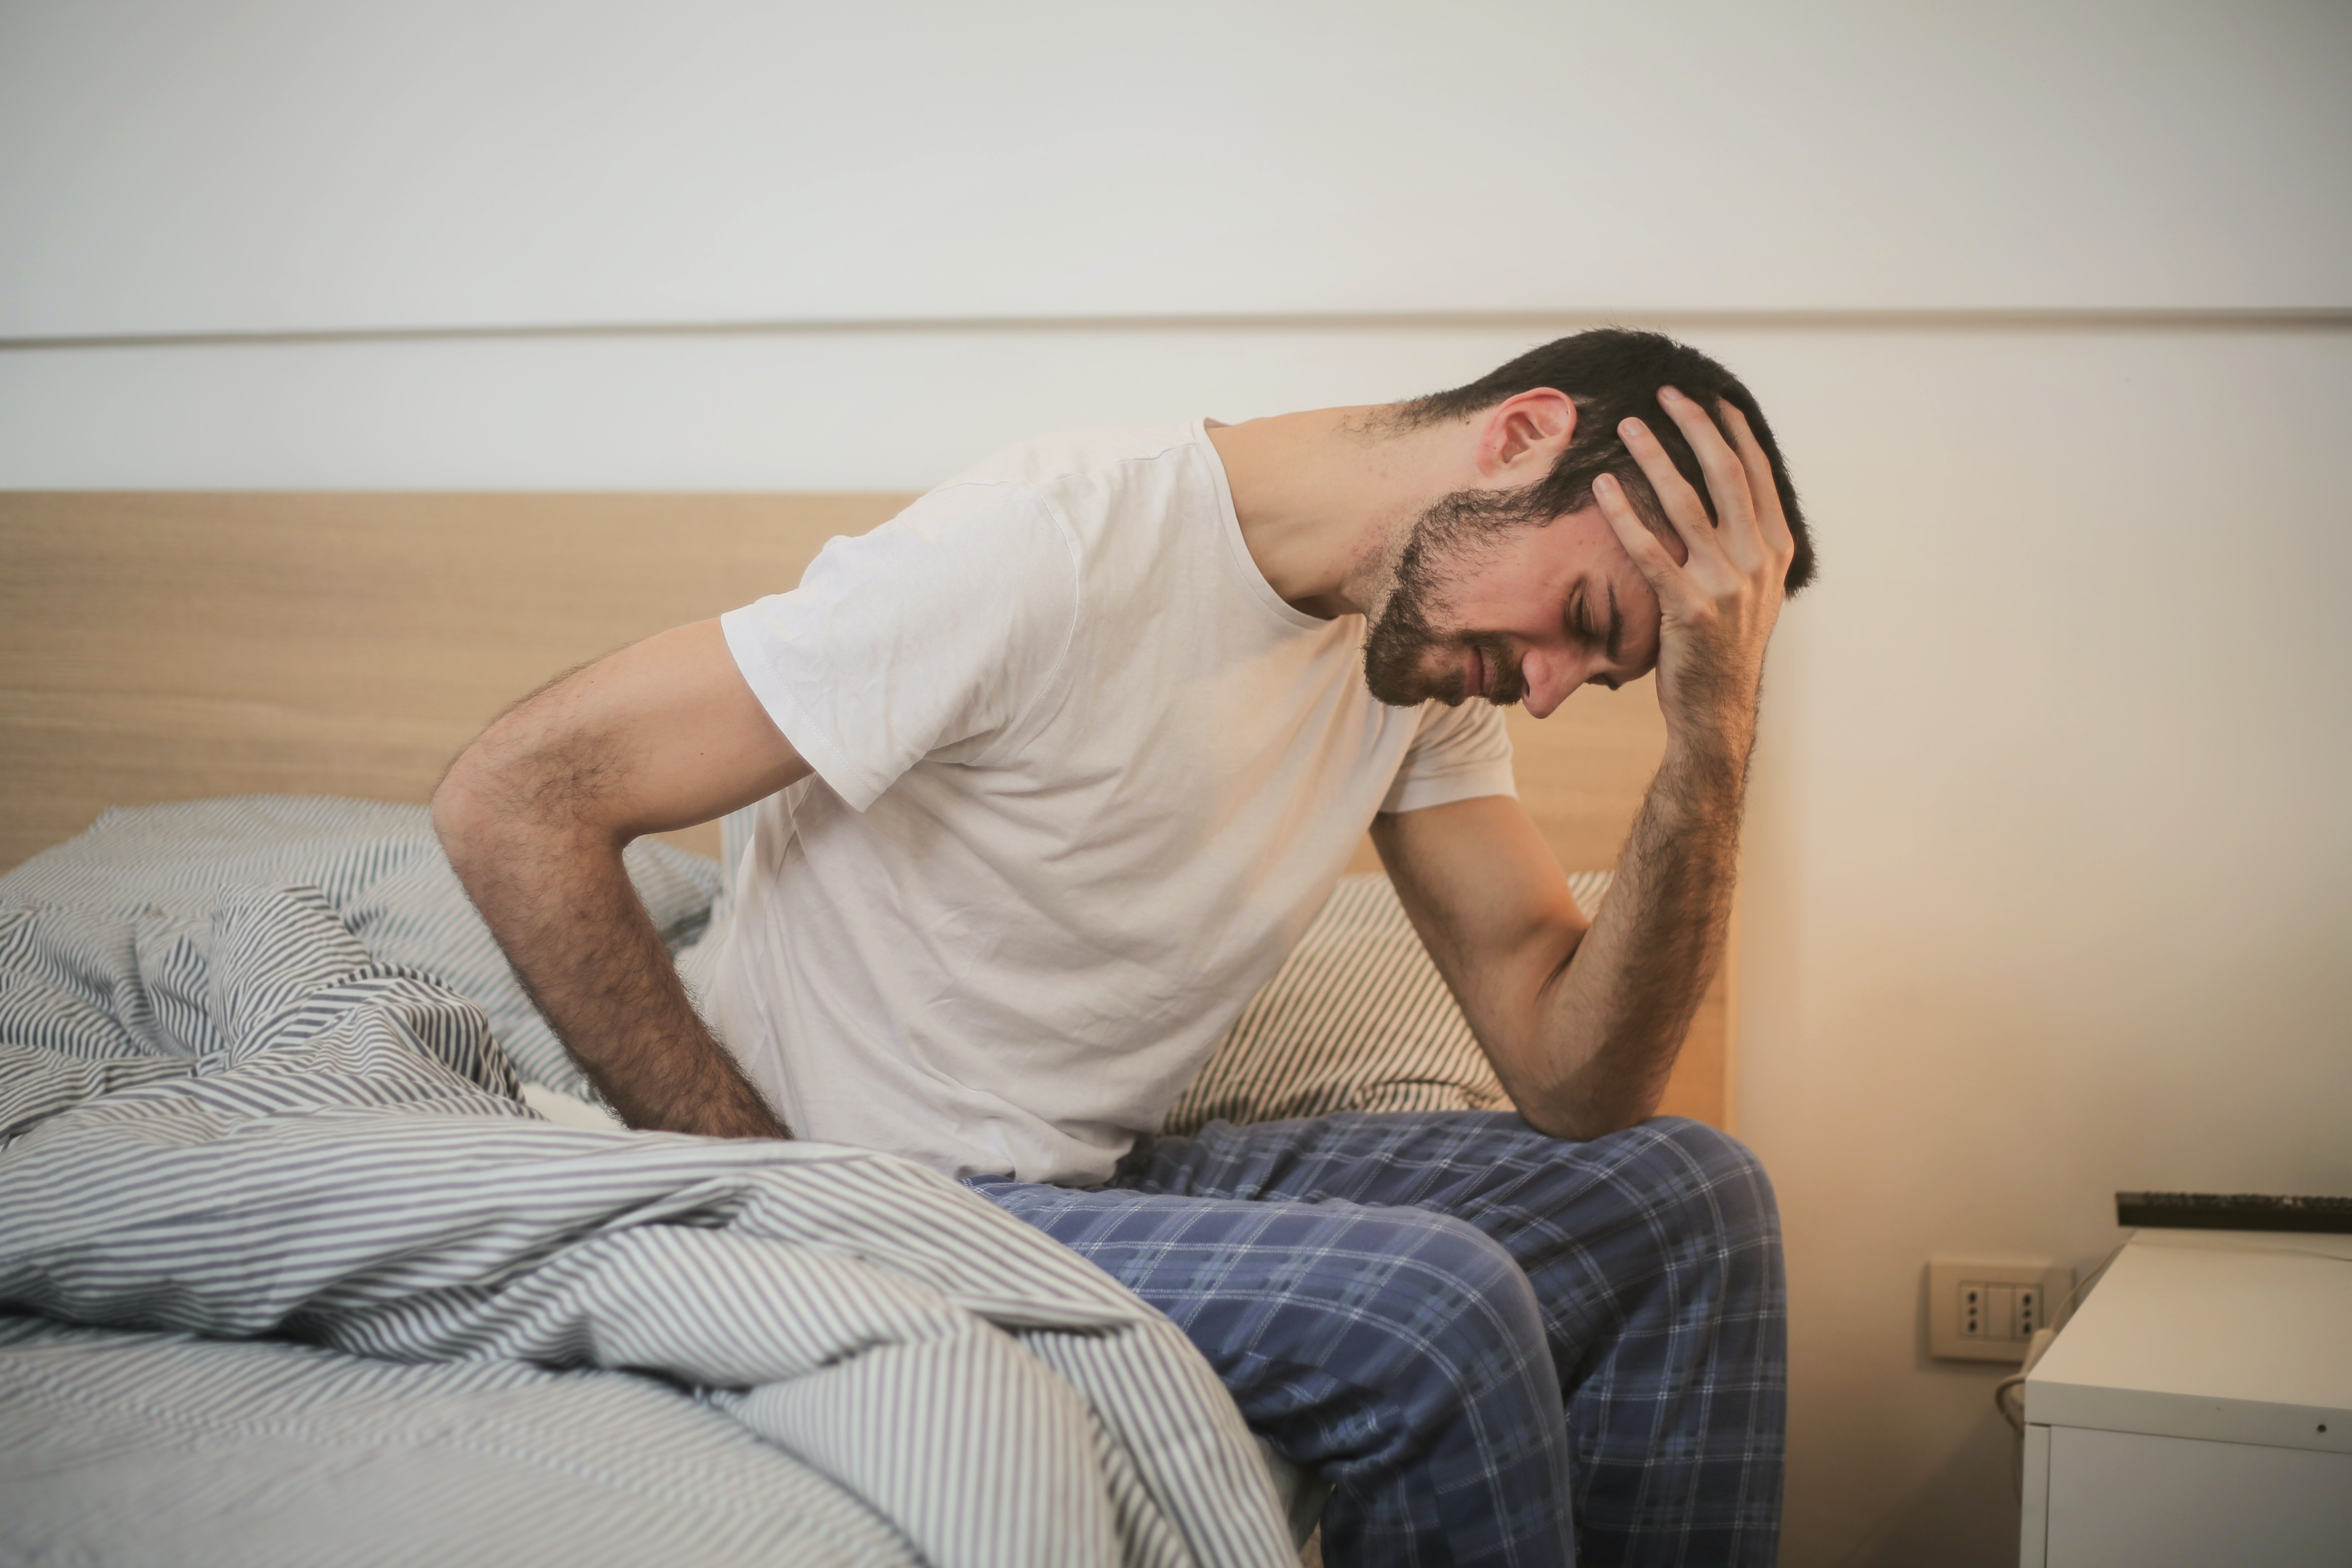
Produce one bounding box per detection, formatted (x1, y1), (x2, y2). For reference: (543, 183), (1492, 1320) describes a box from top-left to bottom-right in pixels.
(1927, 1258), (2075, 1363)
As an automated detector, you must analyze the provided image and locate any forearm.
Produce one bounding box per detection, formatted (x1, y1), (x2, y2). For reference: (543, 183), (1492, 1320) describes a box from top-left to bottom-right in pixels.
(1395, 387), (1791, 1140)
(1522, 727), (1748, 1138)
(439, 808), (788, 1139)
(427, 620), (809, 1138)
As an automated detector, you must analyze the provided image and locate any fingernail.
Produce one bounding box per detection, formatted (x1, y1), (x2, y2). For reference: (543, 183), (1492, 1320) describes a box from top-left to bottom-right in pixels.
(1619, 418), (1644, 437)
(1595, 473), (1616, 493)
(1659, 385), (1682, 401)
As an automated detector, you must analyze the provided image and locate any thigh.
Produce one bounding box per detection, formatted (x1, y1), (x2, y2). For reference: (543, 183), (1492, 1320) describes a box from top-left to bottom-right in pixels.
(1128, 1111), (1780, 1344)
(966, 1178), (1550, 1393)
(1129, 1110), (1740, 1222)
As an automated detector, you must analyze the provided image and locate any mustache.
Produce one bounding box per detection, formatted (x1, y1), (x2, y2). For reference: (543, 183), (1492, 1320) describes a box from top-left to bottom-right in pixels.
(1467, 633), (1527, 706)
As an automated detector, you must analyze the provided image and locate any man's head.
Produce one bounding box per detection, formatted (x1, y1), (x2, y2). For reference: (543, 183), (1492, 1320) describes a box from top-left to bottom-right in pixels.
(1361, 329), (1812, 713)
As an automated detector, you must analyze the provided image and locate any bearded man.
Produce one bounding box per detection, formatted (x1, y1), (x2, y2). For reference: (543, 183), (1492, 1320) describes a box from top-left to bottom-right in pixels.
(436, 328), (1815, 1567)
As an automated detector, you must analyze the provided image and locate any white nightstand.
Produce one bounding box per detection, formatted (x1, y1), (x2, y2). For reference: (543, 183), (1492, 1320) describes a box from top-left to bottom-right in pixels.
(2019, 1229), (2352, 1567)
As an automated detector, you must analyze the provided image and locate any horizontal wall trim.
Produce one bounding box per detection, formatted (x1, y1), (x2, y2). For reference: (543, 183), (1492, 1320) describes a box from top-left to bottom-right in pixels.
(6, 306), (2350, 353)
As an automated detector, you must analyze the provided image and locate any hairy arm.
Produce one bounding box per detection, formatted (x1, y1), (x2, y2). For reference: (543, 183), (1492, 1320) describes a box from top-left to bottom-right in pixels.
(1377, 392), (1791, 1139)
(431, 619), (811, 1137)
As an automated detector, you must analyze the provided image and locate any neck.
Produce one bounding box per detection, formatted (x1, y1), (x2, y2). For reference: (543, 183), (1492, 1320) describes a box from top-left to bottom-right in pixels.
(1207, 406), (1472, 619)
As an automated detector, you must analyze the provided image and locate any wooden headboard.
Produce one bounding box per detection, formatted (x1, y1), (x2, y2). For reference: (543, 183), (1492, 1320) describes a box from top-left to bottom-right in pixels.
(0, 493), (1730, 1126)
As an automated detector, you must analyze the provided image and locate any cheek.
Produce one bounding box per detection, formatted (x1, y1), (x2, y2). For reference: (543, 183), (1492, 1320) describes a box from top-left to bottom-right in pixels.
(1438, 564), (1547, 631)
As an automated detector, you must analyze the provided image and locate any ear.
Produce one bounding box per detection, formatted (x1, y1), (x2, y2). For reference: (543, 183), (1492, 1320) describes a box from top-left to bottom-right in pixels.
(1473, 389), (1578, 483)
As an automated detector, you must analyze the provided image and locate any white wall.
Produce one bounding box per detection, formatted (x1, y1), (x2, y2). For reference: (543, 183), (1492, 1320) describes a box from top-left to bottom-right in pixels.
(4, 0), (2347, 336)
(5, 5), (2348, 1565)
(1728, 325), (2352, 1564)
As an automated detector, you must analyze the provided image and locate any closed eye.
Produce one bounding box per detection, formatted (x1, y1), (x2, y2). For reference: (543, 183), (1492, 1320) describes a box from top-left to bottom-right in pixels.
(1564, 587), (1595, 645)
(1565, 583), (1624, 663)
(1564, 583), (1626, 692)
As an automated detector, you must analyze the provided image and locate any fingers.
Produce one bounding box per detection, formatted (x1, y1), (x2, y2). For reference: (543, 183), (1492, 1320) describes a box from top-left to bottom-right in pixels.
(1717, 403), (1798, 563)
(1591, 471), (1683, 589)
(1657, 389), (1769, 572)
(1656, 388), (1757, 531)
(1614, 401), (1732, 571)
(1621, 389), (1786, 579)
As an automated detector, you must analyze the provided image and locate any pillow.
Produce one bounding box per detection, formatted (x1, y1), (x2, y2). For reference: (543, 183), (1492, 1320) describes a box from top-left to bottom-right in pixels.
(1161, 870), (1612, 1136)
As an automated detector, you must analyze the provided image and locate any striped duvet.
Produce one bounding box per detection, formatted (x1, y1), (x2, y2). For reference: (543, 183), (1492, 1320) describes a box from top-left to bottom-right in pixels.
(0, 800), (1293, 1568)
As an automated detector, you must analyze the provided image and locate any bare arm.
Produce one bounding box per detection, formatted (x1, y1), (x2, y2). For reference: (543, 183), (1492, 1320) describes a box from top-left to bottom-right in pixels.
(432, 619), (811, 1137)
(1376, 391), (1793, 1139)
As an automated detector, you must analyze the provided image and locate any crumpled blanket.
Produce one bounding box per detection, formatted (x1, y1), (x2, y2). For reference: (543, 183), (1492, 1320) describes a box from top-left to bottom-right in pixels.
(0, 864), (1291, 1568)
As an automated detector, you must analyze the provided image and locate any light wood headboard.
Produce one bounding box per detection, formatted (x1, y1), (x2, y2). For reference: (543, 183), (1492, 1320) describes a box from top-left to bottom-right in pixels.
(0, 493), (1729, 1127)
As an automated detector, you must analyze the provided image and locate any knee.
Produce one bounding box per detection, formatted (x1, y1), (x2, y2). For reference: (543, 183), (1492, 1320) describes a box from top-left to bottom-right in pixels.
(1255, 1208), (1546, 1378)
(1653, 1116), (1775, 1215)
(1366, 1211), (1551, 1387)
(1614, 1118), (1782, 1277)
(1411, 1210), (1538, 1314)
(1530, 1116), (1780, 1267)
(1256, 1212), (1564, 1496)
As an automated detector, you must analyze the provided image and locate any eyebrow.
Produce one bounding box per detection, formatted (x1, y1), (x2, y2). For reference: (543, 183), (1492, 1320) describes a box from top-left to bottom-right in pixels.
(1605, 580), (1622, 663)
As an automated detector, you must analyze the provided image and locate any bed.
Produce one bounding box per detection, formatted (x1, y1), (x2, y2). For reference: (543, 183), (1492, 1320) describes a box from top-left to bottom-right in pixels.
(0, 492), (1734, 1563)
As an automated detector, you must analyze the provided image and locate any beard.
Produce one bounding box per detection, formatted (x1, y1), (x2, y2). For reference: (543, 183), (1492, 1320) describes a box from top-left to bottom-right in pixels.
(1361, 485), (1537, 708)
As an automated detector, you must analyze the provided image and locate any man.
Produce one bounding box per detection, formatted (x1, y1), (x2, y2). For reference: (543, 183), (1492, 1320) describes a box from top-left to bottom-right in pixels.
(435, 328), (1814, 1566)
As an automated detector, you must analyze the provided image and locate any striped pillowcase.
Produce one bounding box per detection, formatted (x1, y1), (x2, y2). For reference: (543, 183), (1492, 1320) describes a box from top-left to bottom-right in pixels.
(1163, 870), (1612, 1136)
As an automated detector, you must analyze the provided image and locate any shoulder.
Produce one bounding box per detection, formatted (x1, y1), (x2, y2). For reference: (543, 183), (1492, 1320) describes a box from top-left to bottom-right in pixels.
(803, 477), (1078, 609)
(948, 424), (1208, 494)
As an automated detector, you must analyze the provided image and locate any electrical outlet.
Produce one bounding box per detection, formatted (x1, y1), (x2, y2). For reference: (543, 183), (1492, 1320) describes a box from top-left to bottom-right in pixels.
(1927, 1259), (2073, 1362)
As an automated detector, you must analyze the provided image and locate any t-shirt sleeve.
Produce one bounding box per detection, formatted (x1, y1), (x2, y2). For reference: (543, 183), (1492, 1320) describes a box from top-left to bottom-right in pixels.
(719, 483), (1079, 811)
(1379, 697), (1518, 815)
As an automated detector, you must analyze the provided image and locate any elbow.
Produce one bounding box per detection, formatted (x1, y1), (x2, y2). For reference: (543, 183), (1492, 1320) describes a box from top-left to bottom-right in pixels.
(430, 742), (506, 872)
(432, 726), (564, 867)
(1515, 1080), (1664, 1144)
(1523, 1107), (1657, 1145)
(432, 725), (625, 874)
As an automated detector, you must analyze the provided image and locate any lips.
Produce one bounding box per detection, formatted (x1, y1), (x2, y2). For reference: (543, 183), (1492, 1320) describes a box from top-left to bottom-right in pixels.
(1469, 646), (1487, 699)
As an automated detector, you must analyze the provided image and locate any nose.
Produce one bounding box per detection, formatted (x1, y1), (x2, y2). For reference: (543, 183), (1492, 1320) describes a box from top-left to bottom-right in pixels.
(1519, 647), (1587, 721)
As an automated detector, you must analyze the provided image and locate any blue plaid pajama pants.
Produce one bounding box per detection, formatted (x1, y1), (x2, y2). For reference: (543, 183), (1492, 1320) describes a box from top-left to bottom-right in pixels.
(969, 1112), (1784, 1568)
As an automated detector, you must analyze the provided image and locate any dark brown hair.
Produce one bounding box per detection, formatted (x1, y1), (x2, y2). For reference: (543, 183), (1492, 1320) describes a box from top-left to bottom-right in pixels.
(1397, 328), (1815, 594)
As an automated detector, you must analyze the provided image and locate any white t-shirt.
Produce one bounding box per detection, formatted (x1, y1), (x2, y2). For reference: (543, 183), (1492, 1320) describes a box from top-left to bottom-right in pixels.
(710, 422), (1514, 1184)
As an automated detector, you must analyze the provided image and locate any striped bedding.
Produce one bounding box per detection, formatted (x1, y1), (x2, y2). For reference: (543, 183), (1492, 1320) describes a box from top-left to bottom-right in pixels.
(1165, 869), (1611, 1136)
(0, 802), (1294, 1568)
(0, 795), (705, 1104)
